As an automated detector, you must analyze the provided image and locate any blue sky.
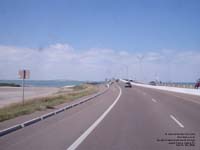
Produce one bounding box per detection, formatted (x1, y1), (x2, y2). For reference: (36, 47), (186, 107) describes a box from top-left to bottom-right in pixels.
(1, 0), (200, 51)
(0, 0), (200, 81)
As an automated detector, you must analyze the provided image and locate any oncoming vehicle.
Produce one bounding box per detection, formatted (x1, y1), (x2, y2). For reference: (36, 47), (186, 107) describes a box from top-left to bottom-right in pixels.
(125, 82), (132, 88)
(195, 79), (200, 89)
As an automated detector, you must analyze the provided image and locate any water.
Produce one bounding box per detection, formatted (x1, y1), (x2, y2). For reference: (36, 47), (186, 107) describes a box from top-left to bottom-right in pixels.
(0, 80), (84, 87)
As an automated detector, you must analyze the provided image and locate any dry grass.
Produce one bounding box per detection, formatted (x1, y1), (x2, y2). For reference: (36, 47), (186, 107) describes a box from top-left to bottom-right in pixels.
(0, 84), (98, 122)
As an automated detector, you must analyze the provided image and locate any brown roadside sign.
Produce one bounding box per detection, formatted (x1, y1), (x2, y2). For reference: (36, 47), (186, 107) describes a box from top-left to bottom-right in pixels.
(18, 70), (30, 79)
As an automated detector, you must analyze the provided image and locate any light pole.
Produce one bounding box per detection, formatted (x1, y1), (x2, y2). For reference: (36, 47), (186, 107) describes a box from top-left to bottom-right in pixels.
(125, 64), (129, 80)
(120, 64), (129, 80)
(137, 55), (144, 82)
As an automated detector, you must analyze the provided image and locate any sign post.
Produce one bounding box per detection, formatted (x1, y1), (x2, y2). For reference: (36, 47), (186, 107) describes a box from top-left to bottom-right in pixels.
(18, 70), (30, 105)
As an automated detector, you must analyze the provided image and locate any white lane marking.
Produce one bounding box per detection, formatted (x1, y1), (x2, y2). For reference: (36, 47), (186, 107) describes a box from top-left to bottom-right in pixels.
(152, 98), (157, 103)
(67, 85), (122, 150)
(170, 115), (184, 128)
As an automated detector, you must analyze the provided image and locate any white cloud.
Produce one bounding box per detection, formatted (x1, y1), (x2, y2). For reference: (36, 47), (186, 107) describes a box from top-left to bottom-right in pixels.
(0, 43), (199, 82)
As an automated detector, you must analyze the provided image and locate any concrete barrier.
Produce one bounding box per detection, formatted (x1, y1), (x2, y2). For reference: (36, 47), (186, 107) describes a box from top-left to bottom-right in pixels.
(23, 117), (42, 127)
(120, 79), (200, 96)
(0, 124), (22, 137)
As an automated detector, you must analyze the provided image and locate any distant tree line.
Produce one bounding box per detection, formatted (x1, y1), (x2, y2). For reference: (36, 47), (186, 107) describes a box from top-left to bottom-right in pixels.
(0, 83), (21, 87)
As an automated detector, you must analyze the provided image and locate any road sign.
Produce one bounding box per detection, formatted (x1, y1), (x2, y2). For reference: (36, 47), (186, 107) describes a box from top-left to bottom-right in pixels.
(18, 70), (30, 105)
(18, 70), (30, 79)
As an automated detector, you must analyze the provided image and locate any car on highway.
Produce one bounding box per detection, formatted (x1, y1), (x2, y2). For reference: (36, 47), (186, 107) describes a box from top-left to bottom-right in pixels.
(149, 81), (156, 86)
(195, 79), (200, 89)
(125, 82), (132, 88)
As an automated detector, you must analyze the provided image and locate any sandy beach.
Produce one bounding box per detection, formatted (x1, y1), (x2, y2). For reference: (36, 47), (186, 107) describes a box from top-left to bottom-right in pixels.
(0, 87), (60, 108)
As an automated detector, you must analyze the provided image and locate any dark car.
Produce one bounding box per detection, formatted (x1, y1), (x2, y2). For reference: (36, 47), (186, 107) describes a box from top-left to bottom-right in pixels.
(149, 81), (156, 86)
(195, 80), (200, 89)
(125, 82), (132, 88)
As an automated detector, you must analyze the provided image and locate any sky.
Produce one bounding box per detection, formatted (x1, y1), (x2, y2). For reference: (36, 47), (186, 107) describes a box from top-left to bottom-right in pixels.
(0, 0), (200, 82)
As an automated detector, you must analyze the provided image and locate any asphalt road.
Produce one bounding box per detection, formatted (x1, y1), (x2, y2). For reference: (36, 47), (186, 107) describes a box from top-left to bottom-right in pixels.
(0, 82), (200, 150)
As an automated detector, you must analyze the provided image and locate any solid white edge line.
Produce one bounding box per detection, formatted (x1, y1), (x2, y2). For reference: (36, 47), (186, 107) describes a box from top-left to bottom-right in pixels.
(170, 115), (184, 128)
(151, 98), (157, 103)
(67, 85), (122, 150)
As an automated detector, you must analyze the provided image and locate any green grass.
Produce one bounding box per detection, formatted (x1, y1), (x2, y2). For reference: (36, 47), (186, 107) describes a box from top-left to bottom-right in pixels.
(0, 84), (98, 122)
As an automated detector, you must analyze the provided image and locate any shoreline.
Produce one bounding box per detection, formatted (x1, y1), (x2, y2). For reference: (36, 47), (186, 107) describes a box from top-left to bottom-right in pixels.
(0, 86), (61, 108)
(0, 80), (84, 88)
(0, 84), (99, 123)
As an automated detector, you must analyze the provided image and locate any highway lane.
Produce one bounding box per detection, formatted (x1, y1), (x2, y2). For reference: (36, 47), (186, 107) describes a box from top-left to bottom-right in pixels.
(135, 85), (200, 130)
(0, 84), (120, 150)
(1, 82), (200, 150)
(77, 82), (199, 150)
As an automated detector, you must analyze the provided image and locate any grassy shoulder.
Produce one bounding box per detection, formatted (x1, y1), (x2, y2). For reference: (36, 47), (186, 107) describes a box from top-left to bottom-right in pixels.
(0, 84), (98, 122)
